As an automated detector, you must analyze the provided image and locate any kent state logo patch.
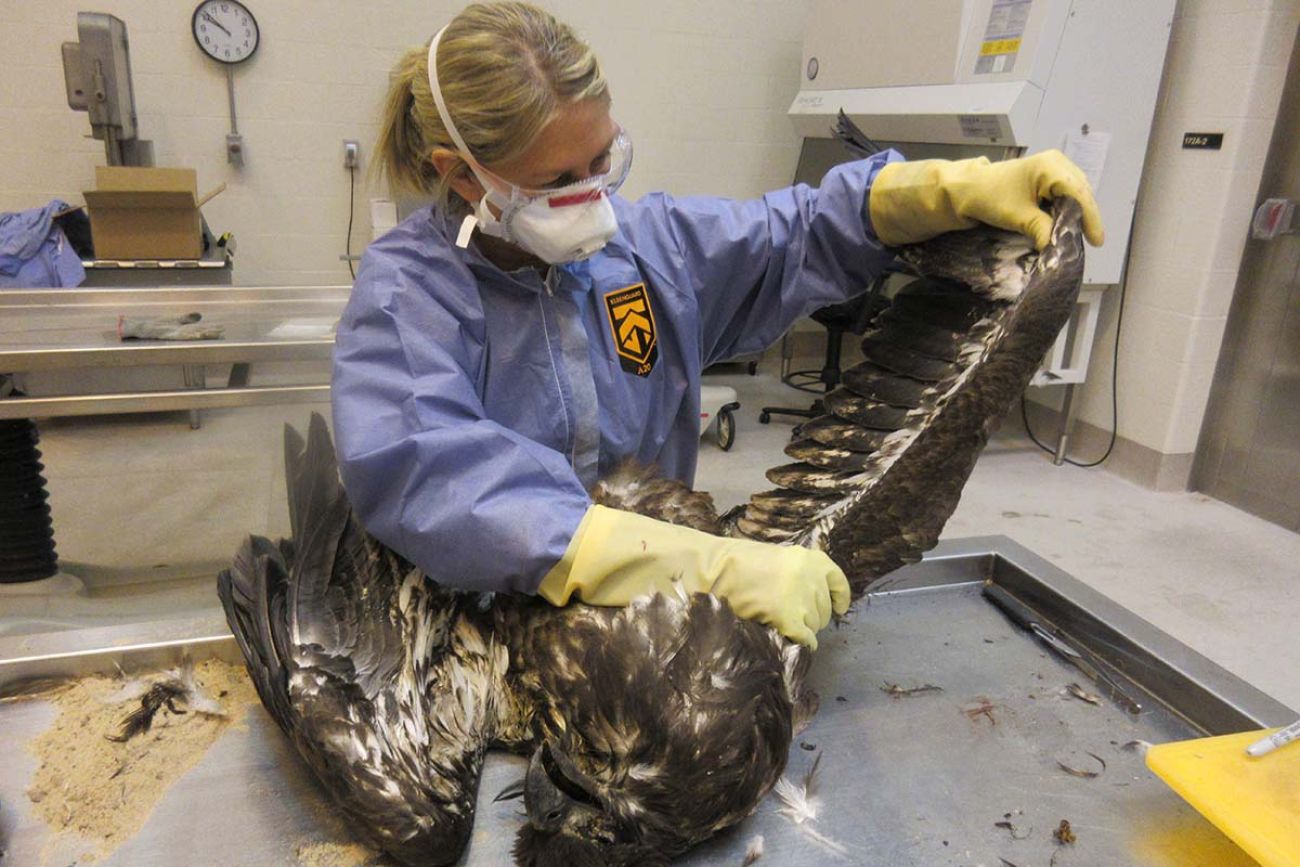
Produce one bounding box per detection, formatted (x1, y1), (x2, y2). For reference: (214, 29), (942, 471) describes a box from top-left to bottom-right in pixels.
(604, 283), (658, 377)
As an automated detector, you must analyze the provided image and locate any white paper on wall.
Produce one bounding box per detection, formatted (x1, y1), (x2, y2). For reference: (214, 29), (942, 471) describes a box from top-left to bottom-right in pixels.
(1063, 129), (1111, 192)
(370, 198), (399, 241)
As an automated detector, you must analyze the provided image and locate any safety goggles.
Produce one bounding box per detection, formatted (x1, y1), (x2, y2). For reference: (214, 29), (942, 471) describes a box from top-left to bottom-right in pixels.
(468, 125), (633, 207)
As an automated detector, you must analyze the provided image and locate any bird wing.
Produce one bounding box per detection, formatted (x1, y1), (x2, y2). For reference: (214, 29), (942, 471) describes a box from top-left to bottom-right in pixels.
(217, 534), (296, 734)
(220, 414), (503, 866)
(731, 200), (1086, 595)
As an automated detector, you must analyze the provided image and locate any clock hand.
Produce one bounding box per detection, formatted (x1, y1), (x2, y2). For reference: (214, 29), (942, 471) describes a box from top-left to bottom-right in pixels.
(203, 11), (232, 37)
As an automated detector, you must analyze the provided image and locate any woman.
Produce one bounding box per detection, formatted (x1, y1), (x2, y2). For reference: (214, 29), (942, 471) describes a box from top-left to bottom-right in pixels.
(331, 1), (1103, 649)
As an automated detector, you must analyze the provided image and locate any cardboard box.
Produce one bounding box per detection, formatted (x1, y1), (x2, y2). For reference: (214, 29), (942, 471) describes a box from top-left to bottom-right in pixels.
(83, 167), (224, 260)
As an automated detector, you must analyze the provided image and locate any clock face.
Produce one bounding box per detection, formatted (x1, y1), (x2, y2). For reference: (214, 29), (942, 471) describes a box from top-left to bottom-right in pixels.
(192, 0), (259, 65)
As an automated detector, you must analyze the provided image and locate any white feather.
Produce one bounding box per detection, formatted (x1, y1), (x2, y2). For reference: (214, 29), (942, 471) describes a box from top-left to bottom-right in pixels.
(772, 774), (820, 825)
(627, 763), (662, 782)
(177, 658), (226, 717)
(100, 676), (153, 705)
(771, 760), (850, 859)
(983, 243), (1034, 301)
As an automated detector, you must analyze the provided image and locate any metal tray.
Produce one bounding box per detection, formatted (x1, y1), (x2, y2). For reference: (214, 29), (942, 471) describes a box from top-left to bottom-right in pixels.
(1, 537), (1291, 866)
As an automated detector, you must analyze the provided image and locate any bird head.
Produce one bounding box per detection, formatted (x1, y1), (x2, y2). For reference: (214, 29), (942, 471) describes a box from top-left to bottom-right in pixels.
(511, 740), (666, 866)
(510, 594), (798, 866)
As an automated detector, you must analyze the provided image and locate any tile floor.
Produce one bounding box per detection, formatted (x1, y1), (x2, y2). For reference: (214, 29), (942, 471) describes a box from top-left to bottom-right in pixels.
(4, 363), (1298, 714)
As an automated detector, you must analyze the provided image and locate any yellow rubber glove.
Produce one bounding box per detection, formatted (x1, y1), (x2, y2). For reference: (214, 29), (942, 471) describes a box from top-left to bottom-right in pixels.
(869, 150), (1105, 250)
(539, 505), (850, 649)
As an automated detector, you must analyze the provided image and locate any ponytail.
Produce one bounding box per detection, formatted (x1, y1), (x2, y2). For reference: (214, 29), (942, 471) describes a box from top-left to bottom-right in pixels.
(371, 1), (609, 208)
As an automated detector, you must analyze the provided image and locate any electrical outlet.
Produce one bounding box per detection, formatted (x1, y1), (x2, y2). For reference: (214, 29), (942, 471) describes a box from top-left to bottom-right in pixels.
(343, 140), (359, 169)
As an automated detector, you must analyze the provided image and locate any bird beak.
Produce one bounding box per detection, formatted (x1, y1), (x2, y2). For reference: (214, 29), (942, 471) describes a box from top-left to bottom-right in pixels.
(525, 741), (601, 833)
(494, 778), (527, 802)
(525, 744), (571, 832)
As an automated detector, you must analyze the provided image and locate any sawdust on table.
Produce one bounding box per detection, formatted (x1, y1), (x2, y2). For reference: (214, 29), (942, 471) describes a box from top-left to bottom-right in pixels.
(25, 657), (259, 863)
(294, 840), (385, 866)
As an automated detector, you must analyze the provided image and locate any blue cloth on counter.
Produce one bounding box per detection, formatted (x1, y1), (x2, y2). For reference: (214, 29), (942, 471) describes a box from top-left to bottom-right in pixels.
(0, 200), (85, 289)
(331, 151), (903, 595)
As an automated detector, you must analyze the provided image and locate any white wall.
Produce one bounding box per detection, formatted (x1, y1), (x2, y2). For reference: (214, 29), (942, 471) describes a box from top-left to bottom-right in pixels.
(0, 0), (809, 286)
(1070, 0), (1300, 461)
(15, 0), (1294, 476)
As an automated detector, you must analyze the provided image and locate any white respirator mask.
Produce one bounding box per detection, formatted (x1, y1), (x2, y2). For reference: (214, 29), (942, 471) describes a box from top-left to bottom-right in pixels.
(427, 27), (632, 265)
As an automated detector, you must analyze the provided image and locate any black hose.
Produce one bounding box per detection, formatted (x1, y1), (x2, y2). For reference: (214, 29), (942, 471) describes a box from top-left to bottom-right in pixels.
(0, 417), (59, 583)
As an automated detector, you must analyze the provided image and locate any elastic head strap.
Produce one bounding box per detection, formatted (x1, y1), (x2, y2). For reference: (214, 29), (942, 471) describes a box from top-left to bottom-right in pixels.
(427, 26), (502, 247)
(426, 27), (476, 161)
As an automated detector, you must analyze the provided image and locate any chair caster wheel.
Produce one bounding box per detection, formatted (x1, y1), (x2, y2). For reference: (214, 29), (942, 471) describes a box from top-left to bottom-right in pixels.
(717, 408), (736, 451)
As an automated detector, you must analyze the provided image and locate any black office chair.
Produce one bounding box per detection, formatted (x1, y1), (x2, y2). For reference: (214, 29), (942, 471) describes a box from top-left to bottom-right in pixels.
(760, 111), (896, 424)
(759, 284), (889, 424)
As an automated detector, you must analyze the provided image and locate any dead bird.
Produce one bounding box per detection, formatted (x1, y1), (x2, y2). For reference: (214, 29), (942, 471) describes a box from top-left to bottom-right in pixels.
(219, 201), (1085, 866)
(219, 418), (812, 867)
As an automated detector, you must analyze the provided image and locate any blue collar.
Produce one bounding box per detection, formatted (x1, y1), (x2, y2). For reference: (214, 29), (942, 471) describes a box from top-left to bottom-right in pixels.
(428, 205), (599, 297)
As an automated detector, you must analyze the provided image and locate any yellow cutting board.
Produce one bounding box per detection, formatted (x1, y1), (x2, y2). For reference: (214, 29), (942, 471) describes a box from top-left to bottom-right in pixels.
(1147, 729), (1300, 867)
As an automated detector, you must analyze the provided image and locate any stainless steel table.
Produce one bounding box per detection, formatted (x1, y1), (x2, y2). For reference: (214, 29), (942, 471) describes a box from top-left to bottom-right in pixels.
(0, 537), (1290, 865)
(0, 285), (352, 583)
(0, 285), (350, 424)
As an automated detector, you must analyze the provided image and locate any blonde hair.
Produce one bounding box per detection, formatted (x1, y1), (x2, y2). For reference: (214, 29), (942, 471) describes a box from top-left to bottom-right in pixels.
(374, 1), (609, 208)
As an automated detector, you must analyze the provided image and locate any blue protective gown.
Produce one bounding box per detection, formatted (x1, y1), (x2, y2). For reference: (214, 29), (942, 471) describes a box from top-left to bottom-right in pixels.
(332, 152), (901, 595)
(0, 200), (85, 289)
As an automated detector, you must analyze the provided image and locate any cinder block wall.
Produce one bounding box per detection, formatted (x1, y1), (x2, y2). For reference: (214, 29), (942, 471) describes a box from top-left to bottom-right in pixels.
(1045, 1), (1300, 488)
(8, 1), (1299, 493)
(0, 0), (808, 285)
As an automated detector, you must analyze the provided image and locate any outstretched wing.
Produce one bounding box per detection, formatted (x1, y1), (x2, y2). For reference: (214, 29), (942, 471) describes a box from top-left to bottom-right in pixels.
(732, 200), (1086, 594)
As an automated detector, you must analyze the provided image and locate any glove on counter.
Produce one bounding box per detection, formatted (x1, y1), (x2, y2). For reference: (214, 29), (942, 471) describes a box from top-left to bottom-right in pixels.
(118, 312), (225, 340)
